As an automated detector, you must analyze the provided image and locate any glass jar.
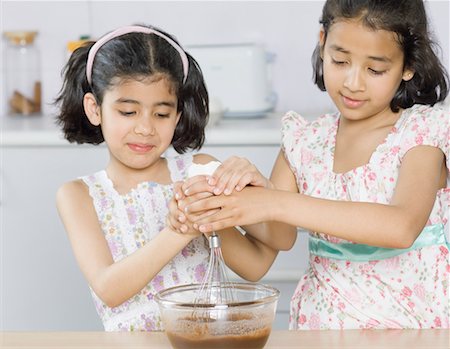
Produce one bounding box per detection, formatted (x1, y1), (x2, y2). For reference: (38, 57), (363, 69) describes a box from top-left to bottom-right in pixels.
(4, 31), (41, 116)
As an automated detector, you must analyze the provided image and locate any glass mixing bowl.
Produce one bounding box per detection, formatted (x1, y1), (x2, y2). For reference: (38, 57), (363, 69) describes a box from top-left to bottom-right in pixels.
(155, 282), (279, 349)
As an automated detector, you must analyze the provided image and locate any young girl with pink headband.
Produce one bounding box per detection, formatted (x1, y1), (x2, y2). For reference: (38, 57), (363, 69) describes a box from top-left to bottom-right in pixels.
(54, 24), (275, 331)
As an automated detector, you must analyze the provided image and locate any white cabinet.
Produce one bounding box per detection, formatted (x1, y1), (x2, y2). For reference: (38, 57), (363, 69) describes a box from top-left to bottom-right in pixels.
(1, 139), (307, 330)
(2, 146), (109, 330)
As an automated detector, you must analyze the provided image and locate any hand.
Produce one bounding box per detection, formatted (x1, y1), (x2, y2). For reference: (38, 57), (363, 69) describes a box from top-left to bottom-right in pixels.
(184, 186), (273, 233)
(208, 156), (273, 196)
(170, 180), (220, 233)
(167, 182), (200, 236)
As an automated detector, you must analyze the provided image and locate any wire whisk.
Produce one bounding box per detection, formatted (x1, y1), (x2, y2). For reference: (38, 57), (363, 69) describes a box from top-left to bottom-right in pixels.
(194, 232), (236, 307)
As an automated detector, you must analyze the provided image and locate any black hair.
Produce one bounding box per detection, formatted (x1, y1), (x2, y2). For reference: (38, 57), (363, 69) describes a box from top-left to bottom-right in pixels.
(312, 0), (449, 112)
(54, 24), (209, 153)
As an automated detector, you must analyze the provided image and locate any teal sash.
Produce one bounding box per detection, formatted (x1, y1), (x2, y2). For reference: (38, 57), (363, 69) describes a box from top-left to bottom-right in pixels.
(309, 224), (447, 262)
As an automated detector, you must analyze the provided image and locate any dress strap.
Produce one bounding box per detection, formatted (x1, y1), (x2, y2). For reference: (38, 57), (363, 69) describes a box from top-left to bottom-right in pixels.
(309, 223), (447, 262)
(166, 153), (193, 182)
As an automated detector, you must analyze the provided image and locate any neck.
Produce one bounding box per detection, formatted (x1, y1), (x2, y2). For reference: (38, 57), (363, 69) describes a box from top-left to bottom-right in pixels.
(106, 157), (169, 194)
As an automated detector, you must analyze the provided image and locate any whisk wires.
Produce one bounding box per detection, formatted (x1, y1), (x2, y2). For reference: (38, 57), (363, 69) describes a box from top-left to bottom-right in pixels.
(194, 232), (236, 306)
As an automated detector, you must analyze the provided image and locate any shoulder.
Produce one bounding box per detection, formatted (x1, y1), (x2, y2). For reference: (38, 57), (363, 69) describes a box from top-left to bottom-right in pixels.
(281, 110), (338, 147)
(192, 153), (218, 165)
(407, 104), (449, 124)
(165, 152), (219, 181)
(282, 110), (338, 132)
(57, 179), (88, 199)
(405, 104), (449, 131)
(56, 179), (90, 211)
(401, 104), (449, 152)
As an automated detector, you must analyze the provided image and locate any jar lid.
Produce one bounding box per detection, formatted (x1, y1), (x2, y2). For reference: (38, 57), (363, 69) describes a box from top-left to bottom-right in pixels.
(67, 39), (90, 53)
(4, 31), (38, 45)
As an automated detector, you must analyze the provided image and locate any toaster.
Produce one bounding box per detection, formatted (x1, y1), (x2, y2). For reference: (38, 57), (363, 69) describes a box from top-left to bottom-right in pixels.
(186, 43), (277, 117)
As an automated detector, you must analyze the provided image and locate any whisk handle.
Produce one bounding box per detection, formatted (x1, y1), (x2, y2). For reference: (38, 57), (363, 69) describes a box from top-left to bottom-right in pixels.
(209, 233), (221, 248)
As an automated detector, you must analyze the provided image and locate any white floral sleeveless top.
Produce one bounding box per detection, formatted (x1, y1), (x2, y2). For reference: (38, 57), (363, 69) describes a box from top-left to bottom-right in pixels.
(81, 153), (209, 331)
(282, 104), (449, 330)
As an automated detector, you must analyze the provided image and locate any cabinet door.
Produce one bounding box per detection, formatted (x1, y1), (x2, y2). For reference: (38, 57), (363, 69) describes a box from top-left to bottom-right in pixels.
(1, 146), (108, 330)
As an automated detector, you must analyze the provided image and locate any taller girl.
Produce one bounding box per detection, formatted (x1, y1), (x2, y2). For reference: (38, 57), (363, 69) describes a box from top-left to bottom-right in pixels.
(176, 0), (450, 329)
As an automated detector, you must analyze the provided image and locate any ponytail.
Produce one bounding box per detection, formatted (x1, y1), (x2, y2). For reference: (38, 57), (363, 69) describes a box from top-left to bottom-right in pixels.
(54, 42), (104, 144)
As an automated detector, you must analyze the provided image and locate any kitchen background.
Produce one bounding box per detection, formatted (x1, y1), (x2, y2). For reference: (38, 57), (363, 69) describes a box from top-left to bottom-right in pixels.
(1, 0), (449, 331)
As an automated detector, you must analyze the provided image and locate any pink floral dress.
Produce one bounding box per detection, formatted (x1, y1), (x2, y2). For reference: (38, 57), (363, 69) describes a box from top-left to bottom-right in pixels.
(282, 104), (450, 330)
(81, 153), (209, 331)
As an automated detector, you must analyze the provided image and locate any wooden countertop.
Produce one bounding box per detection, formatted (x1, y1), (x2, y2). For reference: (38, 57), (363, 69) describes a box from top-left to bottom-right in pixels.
(1, 329), (449, 348)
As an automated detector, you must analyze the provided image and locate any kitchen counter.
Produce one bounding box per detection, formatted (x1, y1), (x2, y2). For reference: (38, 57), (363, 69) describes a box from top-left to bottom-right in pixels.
(0, 113), (285, 147)
(1, 329), (449, 348)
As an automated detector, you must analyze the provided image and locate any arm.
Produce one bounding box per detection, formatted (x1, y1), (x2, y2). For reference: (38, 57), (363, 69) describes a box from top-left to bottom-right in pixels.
(56, 180), (198, 308)
(188, 145), (445, 249)
(237, 150), (298, 251)
(178, 151), (298, 250)
(169, 153), (281, 281)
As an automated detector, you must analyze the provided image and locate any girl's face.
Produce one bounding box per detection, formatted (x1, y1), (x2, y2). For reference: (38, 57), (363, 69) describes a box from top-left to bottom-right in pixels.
(92, 77), (180, 171)
(321, 19), (414, 121)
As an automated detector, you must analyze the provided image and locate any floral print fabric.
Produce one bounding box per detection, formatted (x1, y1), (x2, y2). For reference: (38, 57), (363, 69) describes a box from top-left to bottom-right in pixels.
(282, 104), (450, 329)
(81, 153), (209, 331)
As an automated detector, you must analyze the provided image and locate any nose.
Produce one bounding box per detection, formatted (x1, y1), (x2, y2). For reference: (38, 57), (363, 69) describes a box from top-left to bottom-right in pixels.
(134, 115), (155, 136)
(343, 66), (365, 92)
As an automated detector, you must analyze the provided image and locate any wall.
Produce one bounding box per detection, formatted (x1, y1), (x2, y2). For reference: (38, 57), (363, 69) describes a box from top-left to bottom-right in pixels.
(1, 0), (450, 331)
(1, 0), (449, 117)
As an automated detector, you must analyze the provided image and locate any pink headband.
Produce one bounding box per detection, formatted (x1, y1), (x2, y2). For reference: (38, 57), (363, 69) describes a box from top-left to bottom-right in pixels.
(86, 25), (189, 85)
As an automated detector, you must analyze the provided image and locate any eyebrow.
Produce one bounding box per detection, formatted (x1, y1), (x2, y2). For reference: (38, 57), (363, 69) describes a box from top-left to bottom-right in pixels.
(114, 98), (176, 107)
(329, 44), (392, 63)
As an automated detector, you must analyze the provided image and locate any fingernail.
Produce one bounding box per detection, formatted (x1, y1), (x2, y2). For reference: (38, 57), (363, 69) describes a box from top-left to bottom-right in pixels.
(184, 206), (189, 213)
(224, 189), (231, 195)
(175, 193), (181, 200)
(213, 188), (221, 195)
(181, 225), (187, 233)
(199, 225), (206, 232)
(193, 223), (198, 230)
(208, 177), (214, 185)
(178, 214), (185, 222)
(184, 190), (189, 196)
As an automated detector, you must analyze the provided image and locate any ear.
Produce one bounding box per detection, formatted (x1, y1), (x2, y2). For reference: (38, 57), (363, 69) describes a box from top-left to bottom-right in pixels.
(402, 68), (415, 82)
(319, 28), (326, 58)
(83, 93), (101, 126)
(175, 111), (182, 125)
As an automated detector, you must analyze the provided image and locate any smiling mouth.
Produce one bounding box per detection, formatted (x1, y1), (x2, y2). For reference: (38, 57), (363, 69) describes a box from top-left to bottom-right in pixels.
(342, 95), (365, 108)
(128, 143), (154, 153)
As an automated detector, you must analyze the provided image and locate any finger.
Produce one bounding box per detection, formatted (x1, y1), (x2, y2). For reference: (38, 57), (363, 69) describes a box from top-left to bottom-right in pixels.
(212, 169), (237, 195)
(188, 208), (221, 222)
(223, 171), (253, 195)
(166, 215), (187, 234)
(182, 175), (208, 192)
(173, 181), (185, 201)
(183, 177), (215, 196)
(183, 204), (221, 226)
(208, 156), (240, 186)
(184, 195), (226, 214)
(235, 172), (255, 191)
(198, 218), (234, 234)
(180, 191), (214, 212)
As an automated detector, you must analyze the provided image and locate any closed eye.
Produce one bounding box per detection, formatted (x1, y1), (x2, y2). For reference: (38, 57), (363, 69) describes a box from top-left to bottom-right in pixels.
(368, 68), (386, 76)
(119, 111), (136, 116)
(331, 58), (347, 66)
